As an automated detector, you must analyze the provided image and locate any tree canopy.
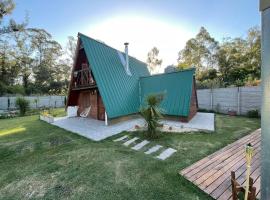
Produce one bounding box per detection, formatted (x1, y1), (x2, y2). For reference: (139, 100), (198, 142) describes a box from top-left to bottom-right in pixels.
(177, 26), (261, 88)
(0, 0), (75, 95)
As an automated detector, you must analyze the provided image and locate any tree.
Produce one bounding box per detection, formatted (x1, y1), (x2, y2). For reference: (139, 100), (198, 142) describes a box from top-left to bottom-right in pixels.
(164, 65), (176, 73)
(217, 27), (261, 86)
(66, 36), (77, 62)
(0, 0), (14, 21)
(30, 29), (62, 93)
(10, 30), (35, 92)
(146, 47), (162, 74)
(177, 27), (219, 72)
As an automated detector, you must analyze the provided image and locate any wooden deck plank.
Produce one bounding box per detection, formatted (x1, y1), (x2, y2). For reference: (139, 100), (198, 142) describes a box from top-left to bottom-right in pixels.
(213, 149), (261, 200)
(195, 137), (261, 187)
(182, 131), (260, 179)
(204, 150), (260, 195)
(180, 129), (261, 200)
(201, 141), (261, 194)
(181, 130), (260, 175)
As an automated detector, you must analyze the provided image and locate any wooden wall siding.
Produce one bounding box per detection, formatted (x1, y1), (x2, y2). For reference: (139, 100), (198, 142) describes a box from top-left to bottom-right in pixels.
(78, 91), (91, 117)
(98, 93), (105, 120)
(179, 79), (198, 122)
(78, 90), (105, 120)
(77, 90), (105, 120)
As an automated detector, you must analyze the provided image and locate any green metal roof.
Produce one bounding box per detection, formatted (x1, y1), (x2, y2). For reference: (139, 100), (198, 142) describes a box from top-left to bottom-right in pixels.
(139, 68), (196, 117)
(79, 33), (150, 119)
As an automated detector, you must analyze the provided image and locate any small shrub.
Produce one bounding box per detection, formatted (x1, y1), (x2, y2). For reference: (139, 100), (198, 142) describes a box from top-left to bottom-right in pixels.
(247, 109), (260, 118)
(15, 97), (30, 116)
(140, 93), (164, 138)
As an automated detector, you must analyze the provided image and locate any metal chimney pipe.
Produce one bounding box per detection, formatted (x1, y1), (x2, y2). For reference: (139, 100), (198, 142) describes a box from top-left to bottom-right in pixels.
(124, 42), (129, 73)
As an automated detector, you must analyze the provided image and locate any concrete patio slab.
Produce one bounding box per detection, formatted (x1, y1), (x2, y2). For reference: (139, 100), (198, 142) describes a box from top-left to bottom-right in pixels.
(162, 112), (215, 132)
(52, 117), (144, 141)
(156, 148), (177, 160)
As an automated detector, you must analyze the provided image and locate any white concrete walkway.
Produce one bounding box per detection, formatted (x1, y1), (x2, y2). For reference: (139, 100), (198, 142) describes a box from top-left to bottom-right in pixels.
(51, 112), (214, 142)
(52, 117), (144, 141)
(162, 112), (215, 132)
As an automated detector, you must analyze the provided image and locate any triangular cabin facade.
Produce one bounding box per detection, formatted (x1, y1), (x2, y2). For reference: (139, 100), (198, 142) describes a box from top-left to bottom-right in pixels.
(67, 33), (198, 124)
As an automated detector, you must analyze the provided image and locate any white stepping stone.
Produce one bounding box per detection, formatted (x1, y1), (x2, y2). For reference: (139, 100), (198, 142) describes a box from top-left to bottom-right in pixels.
(123, 137), (139, 146)
(113, 135), (128, 142)
(156, 148), (177, 160)
(131, 140), (150, 150)
(144, 145), (162, 155)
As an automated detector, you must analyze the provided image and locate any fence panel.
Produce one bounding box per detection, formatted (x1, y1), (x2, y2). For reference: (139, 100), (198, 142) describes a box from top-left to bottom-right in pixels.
(0, 96), (66, 110)
(197, 86), (261, 115)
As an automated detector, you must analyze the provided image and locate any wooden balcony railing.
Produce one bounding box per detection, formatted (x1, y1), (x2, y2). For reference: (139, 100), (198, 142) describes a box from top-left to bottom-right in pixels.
(72, 68), (96, 89)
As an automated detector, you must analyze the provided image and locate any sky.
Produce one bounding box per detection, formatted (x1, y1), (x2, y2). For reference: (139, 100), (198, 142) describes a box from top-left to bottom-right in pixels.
(9, 0), (260, 71)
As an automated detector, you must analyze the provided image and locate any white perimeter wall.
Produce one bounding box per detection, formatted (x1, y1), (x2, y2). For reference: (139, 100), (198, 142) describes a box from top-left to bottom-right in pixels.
(197, 86), (261, 115)
(0, 96), (66, 110)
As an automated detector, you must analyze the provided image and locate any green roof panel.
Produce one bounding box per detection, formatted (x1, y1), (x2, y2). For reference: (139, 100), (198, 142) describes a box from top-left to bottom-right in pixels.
(139, 68), (195, 117)
(79, 33), (150, 119)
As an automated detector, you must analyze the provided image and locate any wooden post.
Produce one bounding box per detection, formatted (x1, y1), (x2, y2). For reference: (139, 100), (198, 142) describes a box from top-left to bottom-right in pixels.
(260, 1), (270, 199)
(237, 87), (241, 115)
(210, 88), (213, 110)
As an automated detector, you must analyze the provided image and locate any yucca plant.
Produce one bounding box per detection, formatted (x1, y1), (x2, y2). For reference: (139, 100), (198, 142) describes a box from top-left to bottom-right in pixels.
(140, 93), (164, 138)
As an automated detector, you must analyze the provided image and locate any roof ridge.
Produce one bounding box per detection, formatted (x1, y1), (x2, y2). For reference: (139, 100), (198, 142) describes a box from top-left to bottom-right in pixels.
(78, 32), (147, 65)
(139, 67), (195, 79)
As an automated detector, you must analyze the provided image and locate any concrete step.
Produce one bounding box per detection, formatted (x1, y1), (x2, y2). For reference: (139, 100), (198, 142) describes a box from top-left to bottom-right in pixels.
(156, 148), (177, 160)
(113, 135), (128, 142)
(131, 140), (150, 150)
(144, 145), (163, 155)
(123, 137), (139, 146)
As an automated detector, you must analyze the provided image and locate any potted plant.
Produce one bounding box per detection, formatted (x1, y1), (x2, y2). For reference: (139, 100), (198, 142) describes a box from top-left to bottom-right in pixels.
(228, 109), (237, 116)
(40, 110), (54, 123)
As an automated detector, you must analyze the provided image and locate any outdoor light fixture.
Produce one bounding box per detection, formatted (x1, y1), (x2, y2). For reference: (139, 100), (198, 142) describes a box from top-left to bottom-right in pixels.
(244, 143), (254, 200)
(73, 71), (78, 77)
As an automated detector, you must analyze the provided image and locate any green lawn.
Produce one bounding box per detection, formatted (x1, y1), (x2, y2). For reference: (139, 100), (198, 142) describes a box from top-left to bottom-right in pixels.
(0, 114), (260, 200)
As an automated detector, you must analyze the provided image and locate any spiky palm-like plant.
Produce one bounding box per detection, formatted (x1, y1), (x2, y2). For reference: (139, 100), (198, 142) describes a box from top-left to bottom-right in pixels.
(140, 93), (164, 138)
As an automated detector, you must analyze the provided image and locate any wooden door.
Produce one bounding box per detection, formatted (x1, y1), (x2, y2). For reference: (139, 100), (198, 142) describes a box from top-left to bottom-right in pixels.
(78, 91), (91, 116)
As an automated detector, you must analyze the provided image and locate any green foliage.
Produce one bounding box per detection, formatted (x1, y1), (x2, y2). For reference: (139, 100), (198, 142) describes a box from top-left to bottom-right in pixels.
(177, 27), (219, 73)
(0, 0), (15, 20)
(247, 109), (260, 118)
(140, 93), (164, 138)
(0, 1), (73, 96)
(15, 97), (29, 116)
(178, 26), (261, 88)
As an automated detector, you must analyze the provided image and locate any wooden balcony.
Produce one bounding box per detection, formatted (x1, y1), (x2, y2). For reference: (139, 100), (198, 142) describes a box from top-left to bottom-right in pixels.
(72, 68), (97, 90)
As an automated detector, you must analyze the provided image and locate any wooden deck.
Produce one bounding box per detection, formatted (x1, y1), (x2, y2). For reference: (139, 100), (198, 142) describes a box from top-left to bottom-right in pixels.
(180, 129), (261, 200)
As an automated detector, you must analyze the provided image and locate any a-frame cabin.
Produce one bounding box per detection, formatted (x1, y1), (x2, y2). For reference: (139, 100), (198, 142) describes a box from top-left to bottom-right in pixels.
(67, 33), (198, 124)
(67, 35), (105, 120)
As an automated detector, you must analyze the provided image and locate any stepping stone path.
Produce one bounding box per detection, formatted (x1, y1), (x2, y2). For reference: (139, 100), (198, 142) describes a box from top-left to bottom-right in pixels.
(113, 136), (177, 160)
(113, 135), (128, 142)
(144, 145), (163, 155)
(131, 140), (150, 150)
(123, 137), (139, 146)
(156, 148), (177, 160)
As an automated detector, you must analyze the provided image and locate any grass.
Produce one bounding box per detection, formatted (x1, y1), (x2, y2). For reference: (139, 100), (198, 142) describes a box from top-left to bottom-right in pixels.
(0, 112), (260, 200)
